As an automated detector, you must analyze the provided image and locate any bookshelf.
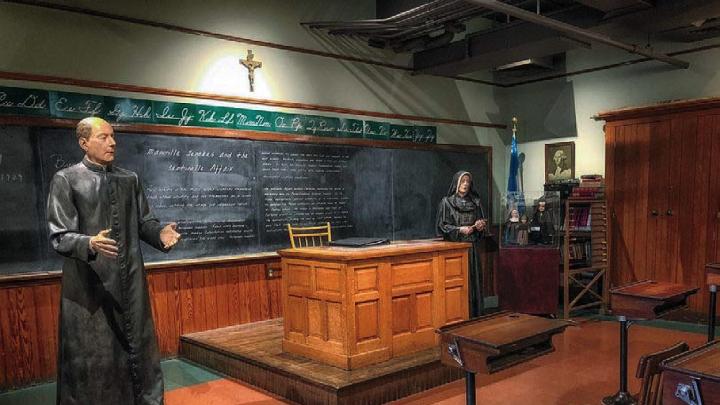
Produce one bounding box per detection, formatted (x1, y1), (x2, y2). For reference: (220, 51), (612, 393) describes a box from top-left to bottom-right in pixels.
(561, 198), (609, 319)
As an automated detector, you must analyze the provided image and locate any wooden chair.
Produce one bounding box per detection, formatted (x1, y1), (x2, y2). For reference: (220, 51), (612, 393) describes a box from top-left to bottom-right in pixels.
(635, 341), (689, 405)
(287, 222), (332, 248)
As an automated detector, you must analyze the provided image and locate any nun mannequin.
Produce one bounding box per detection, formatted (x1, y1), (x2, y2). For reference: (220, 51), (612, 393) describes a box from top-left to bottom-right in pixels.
(436, 171), (488, 317)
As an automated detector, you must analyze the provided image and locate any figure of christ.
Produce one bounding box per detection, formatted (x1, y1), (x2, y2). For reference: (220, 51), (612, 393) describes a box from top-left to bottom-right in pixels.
(240, 49), (262, 92)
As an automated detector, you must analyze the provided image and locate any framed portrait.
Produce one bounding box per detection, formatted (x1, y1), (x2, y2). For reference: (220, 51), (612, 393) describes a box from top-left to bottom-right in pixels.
(545, 141), (575, 183)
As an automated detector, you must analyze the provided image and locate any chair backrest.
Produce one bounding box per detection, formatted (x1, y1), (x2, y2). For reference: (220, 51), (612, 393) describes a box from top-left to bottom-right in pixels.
(287, 222), (332, 248)
(635, 341), (689, 405)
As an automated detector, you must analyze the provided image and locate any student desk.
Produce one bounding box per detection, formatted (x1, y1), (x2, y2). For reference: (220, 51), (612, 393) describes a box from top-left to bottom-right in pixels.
(278, 240), (470, 370)
(436, 311), (570, 405)
(604, 280), (699, 405)
(661, 340), (720, 405)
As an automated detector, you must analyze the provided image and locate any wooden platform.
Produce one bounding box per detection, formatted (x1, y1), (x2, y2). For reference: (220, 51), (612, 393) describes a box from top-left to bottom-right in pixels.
(179, 318), (464, 405)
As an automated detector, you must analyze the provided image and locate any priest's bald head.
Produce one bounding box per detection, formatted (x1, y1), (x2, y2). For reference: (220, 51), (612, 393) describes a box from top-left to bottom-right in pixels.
(76, 117), (116, 166)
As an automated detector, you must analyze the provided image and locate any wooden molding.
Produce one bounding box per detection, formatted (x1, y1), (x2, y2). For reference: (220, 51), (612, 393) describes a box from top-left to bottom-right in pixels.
(145, 252), (279, 272)
(0, 115), (493, 153)
(595, 96), (720, 122)
(0, 253), (280, 287)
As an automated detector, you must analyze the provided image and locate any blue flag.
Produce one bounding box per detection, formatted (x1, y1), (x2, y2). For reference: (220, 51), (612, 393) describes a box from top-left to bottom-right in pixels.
(506, 127), (525, 215)
(507, 132), (520, 194)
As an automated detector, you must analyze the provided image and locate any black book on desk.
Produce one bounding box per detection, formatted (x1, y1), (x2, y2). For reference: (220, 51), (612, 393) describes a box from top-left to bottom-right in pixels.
(329, 237), (390, 247)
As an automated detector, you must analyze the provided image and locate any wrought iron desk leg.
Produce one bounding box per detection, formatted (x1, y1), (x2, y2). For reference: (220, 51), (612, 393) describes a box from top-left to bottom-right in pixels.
(465, 371), (476, 405)
(710, 284), (717, 342)
(602, 316), (637, 405)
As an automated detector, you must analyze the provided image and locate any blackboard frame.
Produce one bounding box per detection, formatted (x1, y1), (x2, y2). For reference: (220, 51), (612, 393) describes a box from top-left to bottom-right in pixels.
(0, 115), (492, 283)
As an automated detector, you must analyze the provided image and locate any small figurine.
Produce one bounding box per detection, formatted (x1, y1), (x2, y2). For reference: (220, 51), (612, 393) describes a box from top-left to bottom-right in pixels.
(504, 208), (520, 245)
(517, 214), (529, 246)
(530, 199), (555, 244)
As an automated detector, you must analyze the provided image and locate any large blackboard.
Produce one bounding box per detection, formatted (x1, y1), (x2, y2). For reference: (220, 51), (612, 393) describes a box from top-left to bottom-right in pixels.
(0, 125), (490, 275)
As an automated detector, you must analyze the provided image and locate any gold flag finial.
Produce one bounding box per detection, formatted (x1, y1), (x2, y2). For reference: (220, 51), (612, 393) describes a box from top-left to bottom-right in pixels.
(512, 116), (518, 135)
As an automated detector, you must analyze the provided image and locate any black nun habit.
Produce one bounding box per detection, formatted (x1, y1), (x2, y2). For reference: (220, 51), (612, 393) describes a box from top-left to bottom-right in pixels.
(435, 170), (487, 317)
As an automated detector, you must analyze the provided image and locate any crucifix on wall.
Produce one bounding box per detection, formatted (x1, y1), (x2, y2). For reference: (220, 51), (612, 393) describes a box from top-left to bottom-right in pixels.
(239, 49), (262, 92)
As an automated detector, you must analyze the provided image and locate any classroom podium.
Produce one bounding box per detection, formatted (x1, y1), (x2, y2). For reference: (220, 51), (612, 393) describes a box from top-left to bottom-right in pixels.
(437, 311), (570, 405)
(661, 340), (720, 405)
(278, 240), (471, 370)
(604, 280), (699, 405)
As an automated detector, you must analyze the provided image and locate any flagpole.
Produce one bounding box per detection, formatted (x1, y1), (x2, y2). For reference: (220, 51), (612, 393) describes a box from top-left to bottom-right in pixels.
(512, 117), (523, 193)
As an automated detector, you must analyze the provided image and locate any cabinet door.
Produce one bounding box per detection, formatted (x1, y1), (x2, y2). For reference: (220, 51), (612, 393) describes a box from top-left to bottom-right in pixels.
(646, 119), (674, 283)
(684, 113), (720, 313)
(667, 113), (718, 313)
(706, 114), (720, 266)
(608, 120), (657, 285)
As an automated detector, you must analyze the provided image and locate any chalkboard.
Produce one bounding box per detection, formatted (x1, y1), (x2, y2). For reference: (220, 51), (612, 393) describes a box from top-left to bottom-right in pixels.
(0, 127), (45, 274)
(0, 125), (490, 275)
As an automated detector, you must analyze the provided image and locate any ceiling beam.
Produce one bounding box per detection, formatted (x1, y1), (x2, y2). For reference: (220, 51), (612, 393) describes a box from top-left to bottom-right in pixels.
(467, 0), (689, 69)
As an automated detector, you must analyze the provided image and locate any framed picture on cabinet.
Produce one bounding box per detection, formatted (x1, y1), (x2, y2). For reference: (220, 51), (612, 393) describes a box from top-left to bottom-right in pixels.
(545, 141), (575, 183)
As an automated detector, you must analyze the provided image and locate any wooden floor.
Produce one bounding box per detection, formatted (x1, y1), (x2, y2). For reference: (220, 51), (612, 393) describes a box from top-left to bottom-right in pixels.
(1, 318), (711, 405)
(180, 318), (463, 405)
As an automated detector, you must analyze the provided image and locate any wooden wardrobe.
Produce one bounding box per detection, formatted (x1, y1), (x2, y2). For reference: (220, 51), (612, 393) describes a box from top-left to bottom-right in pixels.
(599, 97), (720, 315)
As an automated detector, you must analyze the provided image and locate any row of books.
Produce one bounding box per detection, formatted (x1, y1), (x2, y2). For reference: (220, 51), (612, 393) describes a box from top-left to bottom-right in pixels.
(568, 241), (592, 262)
(567, 206), (591, 231)
(571, 174), (605, 199)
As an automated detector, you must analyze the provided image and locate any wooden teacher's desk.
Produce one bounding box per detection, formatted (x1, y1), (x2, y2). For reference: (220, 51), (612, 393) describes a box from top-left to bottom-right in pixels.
(278, 240), (470, 370)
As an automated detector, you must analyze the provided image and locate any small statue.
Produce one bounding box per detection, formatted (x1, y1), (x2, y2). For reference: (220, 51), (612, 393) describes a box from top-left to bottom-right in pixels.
(517, 214), (529, 246)
(504, 208), (520, 245)
(530, 199), (555, 244)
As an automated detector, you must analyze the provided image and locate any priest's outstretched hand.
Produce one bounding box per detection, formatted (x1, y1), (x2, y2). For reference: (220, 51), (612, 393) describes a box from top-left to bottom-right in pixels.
(160, 223), (181, 249)
(90, 229), (118, 258)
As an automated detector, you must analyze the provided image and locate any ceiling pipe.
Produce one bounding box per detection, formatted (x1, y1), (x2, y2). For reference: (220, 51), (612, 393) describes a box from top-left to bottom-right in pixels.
(304, 0), (486, 43)
(467, 0), (689, 69)
(328, 3), (469, 36)
(302, 0), (459, 29)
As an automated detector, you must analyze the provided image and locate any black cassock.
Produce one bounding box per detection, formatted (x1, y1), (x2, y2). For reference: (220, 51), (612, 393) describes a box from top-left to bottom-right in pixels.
(435, 171), (487, 317)
(47, 157), (167, 405)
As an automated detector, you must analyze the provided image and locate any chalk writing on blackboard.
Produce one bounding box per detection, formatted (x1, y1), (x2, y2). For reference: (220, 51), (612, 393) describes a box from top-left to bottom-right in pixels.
(259, 150), (350, 179)
(305, 117), (337, 136)
(176, 220), (256, 243)
(1, 86), (438, 143)
(48, 154), (75, 170)
(338, 119), (363, 137)
(105, 99), (154, 122)
(263, 186), (352, 232)
(237, 112), (272, 129)
(0, 91), (48, 111)
(155, 105), (195, 126)
(53, 97), (103, 115)
(146, 186), (252, 209)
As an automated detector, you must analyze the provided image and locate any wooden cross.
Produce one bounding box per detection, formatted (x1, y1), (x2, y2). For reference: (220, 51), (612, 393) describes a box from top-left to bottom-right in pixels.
(239, 50), (262, 92)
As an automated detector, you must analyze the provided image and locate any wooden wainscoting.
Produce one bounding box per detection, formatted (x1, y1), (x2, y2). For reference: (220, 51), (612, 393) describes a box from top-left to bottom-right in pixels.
(0, 257), (282, 390)
(0, 280), (60, 390)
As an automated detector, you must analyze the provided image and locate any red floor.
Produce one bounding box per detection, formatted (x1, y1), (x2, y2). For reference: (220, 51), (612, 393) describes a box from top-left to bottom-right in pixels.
(165, 319), (707, 405)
